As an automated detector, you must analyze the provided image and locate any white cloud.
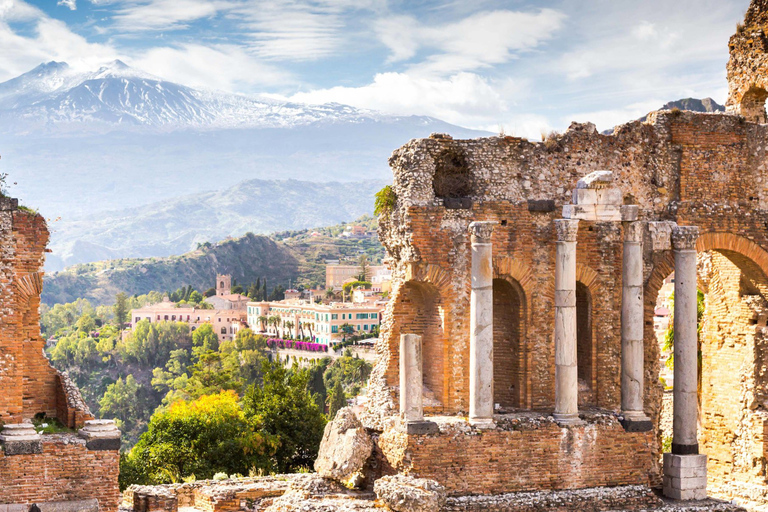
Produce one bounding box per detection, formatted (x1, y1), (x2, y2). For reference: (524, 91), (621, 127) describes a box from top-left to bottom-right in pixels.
(375, 8), (566, 76)
(286, 71), (510, 128)
(111, 0), (229, 32)
(57, 0), (76, 11)
(132, 43), (292, 91)
(0, 2), (118, 81)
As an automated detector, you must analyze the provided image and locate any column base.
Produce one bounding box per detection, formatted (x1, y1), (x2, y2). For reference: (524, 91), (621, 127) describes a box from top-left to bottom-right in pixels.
(620, 412), (652, 432)
(663, 453), (707, 501)
(468, 418), (496, 429)
(553, 413), (586, 427)
(400, 420), (439, 435)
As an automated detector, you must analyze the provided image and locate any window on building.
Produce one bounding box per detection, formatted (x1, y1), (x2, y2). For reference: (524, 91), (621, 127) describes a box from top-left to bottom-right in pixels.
(172, 315), (176, 321)
(164, 315), (169, 320)
(221, 327), (227, 334)
(332, 325), (338, 333)
(332, 314), (338, 320)
(364, 325), (369, 331)
(157, 315), (160, 320)
(135, 317), (140, 323)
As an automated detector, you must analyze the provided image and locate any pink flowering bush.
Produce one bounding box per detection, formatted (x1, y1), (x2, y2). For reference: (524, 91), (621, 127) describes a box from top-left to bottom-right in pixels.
(266, 338), (328, 353)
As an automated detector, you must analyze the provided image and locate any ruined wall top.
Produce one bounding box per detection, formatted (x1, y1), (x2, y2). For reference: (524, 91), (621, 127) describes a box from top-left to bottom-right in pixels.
(726, 0), (768, 121)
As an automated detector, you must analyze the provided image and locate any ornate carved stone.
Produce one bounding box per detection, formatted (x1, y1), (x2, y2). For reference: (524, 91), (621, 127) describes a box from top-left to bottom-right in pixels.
(647, 221), (675, 251)
(624, 221), (644, 244)
(672, 226), (700, 251)
(576, 170), (614, 189)
(468, 221), (496, 244)
(554, 219), (579, 242)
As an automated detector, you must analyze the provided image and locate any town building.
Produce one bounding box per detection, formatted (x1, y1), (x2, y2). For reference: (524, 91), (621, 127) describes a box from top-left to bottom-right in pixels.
(205, 274), (250, 310)
(247, 299), (382, 345)
(325, 263), (388, 289)
(130, 297), (246, 342)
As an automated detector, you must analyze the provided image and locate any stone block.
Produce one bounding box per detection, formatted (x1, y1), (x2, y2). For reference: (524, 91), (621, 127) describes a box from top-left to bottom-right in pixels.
(663, 464), (707, 478)
(619, 418), (653, 432)
(374, 474), (446, 512)
(78, 420), (121, 451)
(663, 475), (708, 490)
(620, 205), (639, 221)
(661, 486), (707, 501)
(573, 188), (598, 205)
(314, 407), (373, 488)
(404, 421), (439, 435)
(527, 199), (555, 212)
(664, 453), (707, 468)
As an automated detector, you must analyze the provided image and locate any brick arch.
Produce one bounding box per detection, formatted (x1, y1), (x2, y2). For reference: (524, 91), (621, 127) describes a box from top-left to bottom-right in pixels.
(493, 256), (534, 322)
(696, 232), (768, 278)
(13, 272), (42, 303)
(575, 264), (601, 405)
(387, 276), (448, 411)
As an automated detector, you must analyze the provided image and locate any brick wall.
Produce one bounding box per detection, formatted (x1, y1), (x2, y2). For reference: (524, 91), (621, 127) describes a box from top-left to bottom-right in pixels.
(369, 110), (768, 498)
(377, 416), (655, 496)
(0, 435), (119, 511)
(0, 207), (92, 426)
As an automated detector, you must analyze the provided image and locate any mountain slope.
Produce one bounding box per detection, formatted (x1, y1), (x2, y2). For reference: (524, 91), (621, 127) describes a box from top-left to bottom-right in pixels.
(47, 178), (387, 271)
(0, 61), (489, 223)
(603, 97), (725, 134)
(42, 219), (385, 306)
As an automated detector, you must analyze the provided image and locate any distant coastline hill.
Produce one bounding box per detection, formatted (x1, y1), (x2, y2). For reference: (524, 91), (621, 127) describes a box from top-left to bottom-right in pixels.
(42, 217), (384, 306)
(46, 178), (388, 272)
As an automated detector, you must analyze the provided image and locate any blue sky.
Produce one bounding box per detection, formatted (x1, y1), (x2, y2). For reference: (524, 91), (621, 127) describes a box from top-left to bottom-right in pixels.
(0, 0), (753, 137)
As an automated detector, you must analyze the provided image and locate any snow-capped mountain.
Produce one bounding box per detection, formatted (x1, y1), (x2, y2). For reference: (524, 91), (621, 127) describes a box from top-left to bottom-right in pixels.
(0, 61), (489, 270)
(0, 60), (406, 132)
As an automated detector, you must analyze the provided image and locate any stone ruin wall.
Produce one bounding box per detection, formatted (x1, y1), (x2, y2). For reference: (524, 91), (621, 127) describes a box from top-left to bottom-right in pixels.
(368, 110), (768, 498)
(0, 198), (120, 512)
(0, 198), (92, 427)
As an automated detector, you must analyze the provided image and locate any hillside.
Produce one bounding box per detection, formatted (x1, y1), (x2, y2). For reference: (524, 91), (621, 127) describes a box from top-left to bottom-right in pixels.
(46, 178), (387, 272)
(42, 217), (384, 306)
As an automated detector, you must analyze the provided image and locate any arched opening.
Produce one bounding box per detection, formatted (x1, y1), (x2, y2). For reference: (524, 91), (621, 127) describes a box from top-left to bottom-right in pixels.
(576, 281), (596, 406)
(740, 86), (768, 123)
(647, 239), (768, 505)
(391, 281), (446, 409)
(433, 146), (472, 208)
(492, 278), (525, 410)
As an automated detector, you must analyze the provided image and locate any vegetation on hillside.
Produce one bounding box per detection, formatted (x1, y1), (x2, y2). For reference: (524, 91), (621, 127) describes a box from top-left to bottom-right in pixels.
(43, 216), (385, 306)
(43, 294), (372, 488)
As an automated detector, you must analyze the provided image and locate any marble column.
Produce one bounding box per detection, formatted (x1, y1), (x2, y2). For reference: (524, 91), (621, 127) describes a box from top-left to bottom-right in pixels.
(671, 226), (700, 455)
(400, 333), (423, 422)
(553, 219), (582, 425)
(621, 221), (651, 428)
(469, 221), (496, 428)
(664, 225), (707, 501)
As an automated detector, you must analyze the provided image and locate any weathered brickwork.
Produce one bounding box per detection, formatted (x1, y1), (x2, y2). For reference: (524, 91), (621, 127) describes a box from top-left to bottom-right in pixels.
(376, 415), (655, 496)
(0, 434), (119, 510)
(0, 199), (118, 510)
(365, 5), (768, 499)
(0, 203), (93, 427)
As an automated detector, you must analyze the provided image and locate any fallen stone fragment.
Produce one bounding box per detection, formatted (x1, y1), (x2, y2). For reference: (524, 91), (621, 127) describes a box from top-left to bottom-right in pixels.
(374, 474), (447, 512)
(314, 408), (373, 488)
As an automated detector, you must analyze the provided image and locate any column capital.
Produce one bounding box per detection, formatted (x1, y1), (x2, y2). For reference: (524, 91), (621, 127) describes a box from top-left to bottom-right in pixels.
(624, 221), (644, 244)
(672, 226), (700, 251)
(555, 218), (579, 242)
(468, 221), (497, 244)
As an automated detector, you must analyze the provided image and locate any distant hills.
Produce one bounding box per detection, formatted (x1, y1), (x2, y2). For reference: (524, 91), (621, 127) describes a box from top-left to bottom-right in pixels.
(46, 178), (387, 272)
(42, 217), (385, 306)
(603, 97), (725, 134)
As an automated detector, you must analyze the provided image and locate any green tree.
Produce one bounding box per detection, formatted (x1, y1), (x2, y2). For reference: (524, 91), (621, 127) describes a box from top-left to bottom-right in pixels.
(120, 391), (274, 488)
(243, 362), (326, 473)
(357, 254), (369, 281)
(192, 323), (219, 352)
(114, 292), (129, 330)
(327, 380), (346, 420)
(100, 375), (140, 427)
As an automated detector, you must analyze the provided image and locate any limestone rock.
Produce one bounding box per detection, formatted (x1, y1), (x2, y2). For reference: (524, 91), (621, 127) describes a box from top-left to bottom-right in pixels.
(265, 490), (379, 512)
(314, 407), (373, 487)
(374, 475), (446, 512)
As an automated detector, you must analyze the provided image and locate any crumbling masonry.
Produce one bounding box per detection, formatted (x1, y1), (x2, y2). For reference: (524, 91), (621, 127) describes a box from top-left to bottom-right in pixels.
(358, 1), (768, 507)
(0, 198), (120, 512)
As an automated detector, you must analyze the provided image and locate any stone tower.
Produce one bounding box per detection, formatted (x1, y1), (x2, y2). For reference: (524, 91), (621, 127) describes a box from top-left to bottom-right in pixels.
(217, 274), (232, 296)
(726, 0), (768, 122)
